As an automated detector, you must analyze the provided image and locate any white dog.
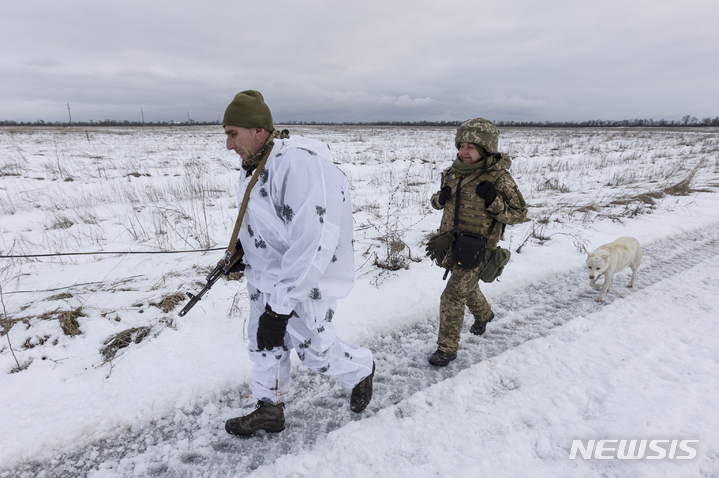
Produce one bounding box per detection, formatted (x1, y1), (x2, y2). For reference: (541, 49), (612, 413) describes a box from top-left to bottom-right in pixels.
(586, 236), (642, 302)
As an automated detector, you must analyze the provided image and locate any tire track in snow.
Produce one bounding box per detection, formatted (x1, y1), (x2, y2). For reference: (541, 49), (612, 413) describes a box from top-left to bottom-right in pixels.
(8, 222), (719, 477)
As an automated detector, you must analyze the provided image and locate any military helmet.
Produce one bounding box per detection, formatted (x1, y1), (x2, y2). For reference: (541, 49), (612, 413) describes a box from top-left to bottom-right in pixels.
(454, 118), (499, 153)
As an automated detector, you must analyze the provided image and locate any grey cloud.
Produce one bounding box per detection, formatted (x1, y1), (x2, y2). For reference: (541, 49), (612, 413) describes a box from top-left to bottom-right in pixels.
(1, 0), (717, 122)
(21, 57), (63, 68)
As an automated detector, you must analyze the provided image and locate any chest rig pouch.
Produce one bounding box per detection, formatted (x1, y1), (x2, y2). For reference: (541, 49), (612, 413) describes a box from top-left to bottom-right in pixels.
(452, 232), (487, 269)
(448, 175), (498, 270)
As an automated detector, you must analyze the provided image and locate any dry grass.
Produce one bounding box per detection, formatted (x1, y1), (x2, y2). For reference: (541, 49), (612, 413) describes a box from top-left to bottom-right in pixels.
(663, 168), (698, 196)
(633, 191), (665, 204)
(47, 214), (75, 230)
(611, 190), (665, 206)
(2, 126), (718, 371)
(573, 205), (600, 213)
(101, 326), (152, 361)
(150, 292), (186, 313)
(58, 309), (85, 336)
(10, 360), (32, 374)
(1, 315), (30, 337)
(536, 177), (571, 193)
(22, 335), (52, 350)
(373, 237), (411, 271)
(224, 271), (244, 281)
(36, 307), (86, 336)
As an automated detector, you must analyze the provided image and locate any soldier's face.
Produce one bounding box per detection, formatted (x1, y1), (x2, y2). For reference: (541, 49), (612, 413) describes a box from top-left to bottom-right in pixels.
(458, 143), (481, 164)
(225, 126), (264, 162)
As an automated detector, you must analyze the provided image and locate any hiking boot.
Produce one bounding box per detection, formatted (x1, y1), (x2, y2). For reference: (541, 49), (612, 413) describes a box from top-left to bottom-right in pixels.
(350, 362), (375, 413)
(225, 400), (285, 436)
(470, 311), (495, 336)
(428, 349), (457, 367)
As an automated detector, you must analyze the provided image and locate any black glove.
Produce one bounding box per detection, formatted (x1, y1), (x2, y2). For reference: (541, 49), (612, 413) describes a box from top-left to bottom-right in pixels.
(225, 261), (245, 274)
(475, 181), (497, 208)
(257, 304), (292, 350)
(437, 186), (452, 206)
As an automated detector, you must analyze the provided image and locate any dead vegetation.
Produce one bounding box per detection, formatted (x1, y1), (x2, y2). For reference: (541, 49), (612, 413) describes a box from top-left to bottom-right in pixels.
(373, 236), (412, 271)
(573, 204), (600, 213)
(633, 191), (665, 204)
(101, 326), (152, 361)
(530, 159), (715, 249)
(224, 271), (244, 281)
(150, 292), (185, 313)
(662, 163), (703, 196)
(536, 177), (571, 193)
(59, 311), (83, 336)
(37, 308), (86, 336)
(517, 220), (590, 254)
(574, 161), (711, 227)
(2, 127), (718, 376)
(47, 215), (75, 230)
(22, 335), (53, 349)
(0, 315), (17, 337)
(610, 190), (665, 206)
(10, 360), (32, 374)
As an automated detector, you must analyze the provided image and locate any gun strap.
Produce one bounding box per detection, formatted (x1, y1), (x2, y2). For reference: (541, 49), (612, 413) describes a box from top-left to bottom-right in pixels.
(226, 146), (274, 257)
(453, 177), (463, 229)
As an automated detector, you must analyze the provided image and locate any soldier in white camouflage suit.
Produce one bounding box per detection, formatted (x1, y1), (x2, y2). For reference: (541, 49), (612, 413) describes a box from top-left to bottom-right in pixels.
(221, 91), (375, 436)
(426, 118), (528, 366)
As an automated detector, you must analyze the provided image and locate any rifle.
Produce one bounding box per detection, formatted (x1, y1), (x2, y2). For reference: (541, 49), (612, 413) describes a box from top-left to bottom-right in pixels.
(178, 138), (273, 318)
(178, 243), (244, 317)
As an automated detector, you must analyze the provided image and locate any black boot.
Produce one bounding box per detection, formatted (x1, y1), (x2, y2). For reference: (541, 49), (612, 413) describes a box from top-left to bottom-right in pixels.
(225, 400), (285, 436)
(428, 349), (457, 367)
(470, 311), (495, 336)
(350, 362), (375, 412)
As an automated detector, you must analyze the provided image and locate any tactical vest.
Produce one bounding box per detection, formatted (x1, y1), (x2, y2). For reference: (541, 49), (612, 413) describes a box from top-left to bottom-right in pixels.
(438, 167), (509, 249)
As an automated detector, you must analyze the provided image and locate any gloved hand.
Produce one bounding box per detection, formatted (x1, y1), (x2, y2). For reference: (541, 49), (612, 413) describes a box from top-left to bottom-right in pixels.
(257, 305), (292, 350)
(437, 186), (452, 206)
(221, 239), (245, 274)
(225, 260), (245, 274)
(425, 231), (456, 265)
(475, 181), (497, 208)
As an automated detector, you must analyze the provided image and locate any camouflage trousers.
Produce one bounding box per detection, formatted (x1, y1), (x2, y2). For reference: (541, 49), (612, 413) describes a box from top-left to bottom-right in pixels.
(437, 267), (493, 354)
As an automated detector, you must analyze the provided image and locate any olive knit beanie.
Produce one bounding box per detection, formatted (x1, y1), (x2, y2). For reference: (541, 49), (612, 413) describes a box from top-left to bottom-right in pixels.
(222, 90), (274, 131)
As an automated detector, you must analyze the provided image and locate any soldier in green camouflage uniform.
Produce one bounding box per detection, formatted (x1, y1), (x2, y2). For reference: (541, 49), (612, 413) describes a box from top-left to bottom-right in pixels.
(426, 118), (528, 366)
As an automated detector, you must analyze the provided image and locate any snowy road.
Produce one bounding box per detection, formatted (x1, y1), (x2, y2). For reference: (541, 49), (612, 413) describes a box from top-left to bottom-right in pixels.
(7, 222), (719, 477)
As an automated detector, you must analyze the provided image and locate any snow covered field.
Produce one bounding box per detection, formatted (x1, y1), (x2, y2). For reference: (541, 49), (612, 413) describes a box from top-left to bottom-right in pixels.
(1, 125), (718, 477)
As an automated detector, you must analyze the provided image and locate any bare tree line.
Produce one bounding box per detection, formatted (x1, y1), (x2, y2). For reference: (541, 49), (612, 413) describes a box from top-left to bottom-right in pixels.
(1, 115), (719, 128)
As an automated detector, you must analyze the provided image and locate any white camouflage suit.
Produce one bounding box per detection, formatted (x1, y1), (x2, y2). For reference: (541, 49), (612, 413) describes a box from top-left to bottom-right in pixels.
(237, 134), (374, 405)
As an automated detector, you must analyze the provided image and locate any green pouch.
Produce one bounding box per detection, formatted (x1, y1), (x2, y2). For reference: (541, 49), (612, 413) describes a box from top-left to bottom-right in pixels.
(478, 247), (511, 283)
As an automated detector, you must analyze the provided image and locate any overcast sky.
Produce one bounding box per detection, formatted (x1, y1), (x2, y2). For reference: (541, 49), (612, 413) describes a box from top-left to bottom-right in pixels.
(1, 0), (718, 123)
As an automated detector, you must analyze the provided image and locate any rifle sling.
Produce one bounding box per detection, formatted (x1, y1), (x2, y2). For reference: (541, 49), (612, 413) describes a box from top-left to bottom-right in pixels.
(225, 147), (273, 259)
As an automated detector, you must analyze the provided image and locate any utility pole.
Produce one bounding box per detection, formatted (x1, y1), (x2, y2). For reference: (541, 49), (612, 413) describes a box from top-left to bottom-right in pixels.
(67, 102), (72, 125)
(141, 108), (145, 126)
